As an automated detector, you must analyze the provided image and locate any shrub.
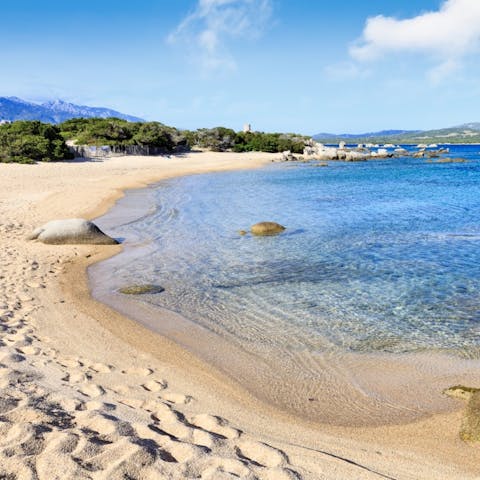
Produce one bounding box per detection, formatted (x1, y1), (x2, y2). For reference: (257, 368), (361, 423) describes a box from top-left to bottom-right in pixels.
(0, 121), (74, 163)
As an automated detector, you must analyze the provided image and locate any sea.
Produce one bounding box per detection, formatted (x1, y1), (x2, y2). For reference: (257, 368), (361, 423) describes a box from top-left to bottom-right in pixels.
(89, 145), (480, 424)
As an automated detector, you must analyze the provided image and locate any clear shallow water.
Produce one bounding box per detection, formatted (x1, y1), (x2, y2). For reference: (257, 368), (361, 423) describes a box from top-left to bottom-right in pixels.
(93, 147), (480, 361)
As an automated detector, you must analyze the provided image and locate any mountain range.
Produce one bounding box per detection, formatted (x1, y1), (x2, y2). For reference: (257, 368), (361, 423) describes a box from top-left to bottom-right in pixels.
(313, 124), (480, 144)
(0, 97), (143, 123)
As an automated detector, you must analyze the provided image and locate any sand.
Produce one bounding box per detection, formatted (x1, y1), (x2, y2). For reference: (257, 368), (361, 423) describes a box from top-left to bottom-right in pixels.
(0, 151), (479, 479)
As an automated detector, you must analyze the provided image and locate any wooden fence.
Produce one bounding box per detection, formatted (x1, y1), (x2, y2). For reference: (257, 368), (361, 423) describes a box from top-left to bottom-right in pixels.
(69, 144), (171, 158)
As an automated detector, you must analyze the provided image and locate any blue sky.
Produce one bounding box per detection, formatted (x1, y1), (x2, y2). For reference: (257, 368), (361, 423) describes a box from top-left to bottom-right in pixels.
(1, 0), (480, 133)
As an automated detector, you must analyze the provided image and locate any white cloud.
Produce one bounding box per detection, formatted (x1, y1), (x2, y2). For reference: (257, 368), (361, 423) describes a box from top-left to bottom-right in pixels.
(168, 0), (272, 73)
(350, 0), (480, 79)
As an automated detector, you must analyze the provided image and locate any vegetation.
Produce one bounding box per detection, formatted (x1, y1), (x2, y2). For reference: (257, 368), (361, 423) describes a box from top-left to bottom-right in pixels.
(191, 127), (237, 152)
(0, 118), (309, 163)
(233, 131), (306, 153)
(0, 121), (74, 163)
(187, 127), (307, 153)
(59, 118), (187, 152)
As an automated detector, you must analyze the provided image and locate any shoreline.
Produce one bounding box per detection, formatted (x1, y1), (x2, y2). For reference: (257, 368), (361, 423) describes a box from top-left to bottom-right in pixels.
(88, 165), (480, 429)
(0, 151), (479, 479)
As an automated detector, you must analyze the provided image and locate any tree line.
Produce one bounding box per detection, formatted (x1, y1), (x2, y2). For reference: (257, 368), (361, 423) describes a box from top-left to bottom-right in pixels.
(0, 118), (308, 163)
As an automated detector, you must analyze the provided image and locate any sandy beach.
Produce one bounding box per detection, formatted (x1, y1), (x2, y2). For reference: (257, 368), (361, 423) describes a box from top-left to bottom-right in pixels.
(1, 151), (479, 480)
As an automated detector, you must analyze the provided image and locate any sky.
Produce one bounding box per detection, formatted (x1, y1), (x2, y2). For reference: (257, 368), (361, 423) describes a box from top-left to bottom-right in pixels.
(1, 0), (480, 134)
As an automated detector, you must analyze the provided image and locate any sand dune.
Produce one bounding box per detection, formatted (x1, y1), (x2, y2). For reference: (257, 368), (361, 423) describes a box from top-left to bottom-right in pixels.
(0, 152), (478, 479)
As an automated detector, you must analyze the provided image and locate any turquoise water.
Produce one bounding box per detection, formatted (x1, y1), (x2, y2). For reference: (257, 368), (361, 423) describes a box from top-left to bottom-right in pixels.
(94, 147), (480, 362)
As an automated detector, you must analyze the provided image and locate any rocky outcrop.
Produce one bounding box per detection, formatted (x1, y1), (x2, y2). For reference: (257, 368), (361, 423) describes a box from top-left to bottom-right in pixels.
(370, 148), (392, 158)
(301, 140), (455, 164)
(344, 151), (369, 162)
(281, 150), (299, 162)
(27, 219), (118, 245)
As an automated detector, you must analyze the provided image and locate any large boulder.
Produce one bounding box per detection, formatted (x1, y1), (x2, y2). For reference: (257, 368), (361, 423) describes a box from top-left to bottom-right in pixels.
(250, 221), (286, 236)
(27, 218), (118, 245)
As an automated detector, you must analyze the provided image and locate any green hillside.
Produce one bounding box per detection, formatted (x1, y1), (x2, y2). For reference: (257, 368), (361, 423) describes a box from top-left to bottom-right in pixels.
(314, 123), (480, 144)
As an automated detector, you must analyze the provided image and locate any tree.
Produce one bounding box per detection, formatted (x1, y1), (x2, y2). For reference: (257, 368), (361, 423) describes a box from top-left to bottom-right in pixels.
(0, 121), (74, 163)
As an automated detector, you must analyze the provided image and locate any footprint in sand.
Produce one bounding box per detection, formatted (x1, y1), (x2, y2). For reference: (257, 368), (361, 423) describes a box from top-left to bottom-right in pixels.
(111, 384), (133, 395)
(150, 417), (192, 440)
(84, 400), (115, 412)
(57, 356), (83, 369)
(190, 414), (240, 440)
(0, 351), (26, 363)
(36, 431), (91, 480)
(119, 398), (144, 409)
(201, 457), (252, 479)
(89, 362), (113, 373)
(235, 439), (288, 468)
(0, 424), (38, 457)
(151, 402), (182, 424)
(192, 428), (219, 448)
(161, 391), (193, 405)
(142, 379), (167, 392)
(16, 345), (41, 356)
(54, 397), (83, 413)
(122, 367), (154, 376)
(78, 383), (105, 398)
(62, 370), (91, 383)
(5, 332), (31, 345)
(167, 441), (205, 463)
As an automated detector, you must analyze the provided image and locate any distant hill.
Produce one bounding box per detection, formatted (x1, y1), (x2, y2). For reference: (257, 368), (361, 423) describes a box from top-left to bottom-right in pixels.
(313, 124), (480, 144)
(0, 97), (143, 123)
(314, 129), (418, 140)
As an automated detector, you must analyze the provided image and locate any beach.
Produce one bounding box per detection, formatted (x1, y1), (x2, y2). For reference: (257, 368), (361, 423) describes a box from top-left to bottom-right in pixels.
(0, 151), (479, 480)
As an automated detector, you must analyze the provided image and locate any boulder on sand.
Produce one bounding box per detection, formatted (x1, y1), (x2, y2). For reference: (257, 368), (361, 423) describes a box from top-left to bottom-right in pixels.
(250, 222), (286, 236)
(27, 218), (118, 245)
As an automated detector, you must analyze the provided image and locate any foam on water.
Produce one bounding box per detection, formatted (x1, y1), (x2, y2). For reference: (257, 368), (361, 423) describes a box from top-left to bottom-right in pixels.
(90, 147), (480, 424)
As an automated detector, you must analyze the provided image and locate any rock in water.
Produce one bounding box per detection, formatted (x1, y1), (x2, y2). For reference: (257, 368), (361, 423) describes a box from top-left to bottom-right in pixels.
(462, 391), (480, 442)
(250, 222), (286, 236)
(27, 218), (118, 245)
(119, 284), (164, 295)
(444, 385), (480, 443)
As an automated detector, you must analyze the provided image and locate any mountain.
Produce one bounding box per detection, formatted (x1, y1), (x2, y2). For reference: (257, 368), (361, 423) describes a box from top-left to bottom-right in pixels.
(0, 97), (143, 123)
(313, 124), (480, 144)
(313, 129), (418, 140)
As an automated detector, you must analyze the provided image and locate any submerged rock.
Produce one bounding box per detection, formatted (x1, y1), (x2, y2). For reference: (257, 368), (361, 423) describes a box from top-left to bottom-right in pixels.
(435, 157), (467, 164)
(119, 284), (165, 295)
(462, 390), (480, 442)
(444, 385), (479, 401)
(444, 385), (480, 443)
(27, 219), (118, 245)
(250, 222), (286, 236)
